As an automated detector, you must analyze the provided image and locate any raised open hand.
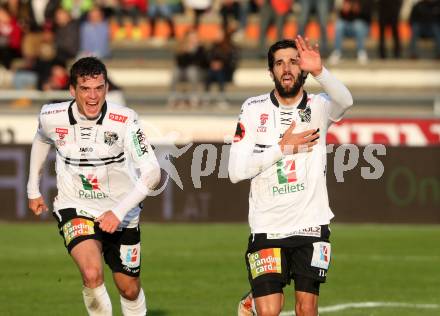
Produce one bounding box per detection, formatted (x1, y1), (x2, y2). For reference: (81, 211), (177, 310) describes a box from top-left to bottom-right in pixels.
(294, 35), (323, 77)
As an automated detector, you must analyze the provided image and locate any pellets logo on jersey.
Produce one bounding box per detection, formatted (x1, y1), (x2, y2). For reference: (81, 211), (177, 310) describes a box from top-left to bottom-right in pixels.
(62, 218), (95, 246)
(276, 159), (297, 184)
(80, 174), (100, 190)
(233, 122), (245, 142)
(109, 113), (128, 123)
(78, 174), (108, 199)
(55, 128), (68, 139)
(132, 128), (148, 156)
(120, 243), (141, 269)
(248, 248), (282, 279)
(272, 159), (305, 196)
(311, 242), (331, 270)
(104, 131), (119, 146)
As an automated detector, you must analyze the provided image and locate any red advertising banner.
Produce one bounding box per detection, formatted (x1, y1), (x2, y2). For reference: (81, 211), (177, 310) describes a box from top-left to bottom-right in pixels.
(328, 118), (440, 146)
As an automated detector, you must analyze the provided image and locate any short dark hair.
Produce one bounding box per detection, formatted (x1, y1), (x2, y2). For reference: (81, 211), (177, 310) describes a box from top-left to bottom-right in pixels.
(69, 57), (108, 87)
(267, 39), (298, 70)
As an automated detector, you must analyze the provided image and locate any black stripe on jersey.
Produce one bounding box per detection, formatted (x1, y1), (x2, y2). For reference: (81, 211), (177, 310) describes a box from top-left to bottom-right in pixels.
(56, 150), (125, 166)
(255, 144), (271, 148)
(253, 144), (272, 153)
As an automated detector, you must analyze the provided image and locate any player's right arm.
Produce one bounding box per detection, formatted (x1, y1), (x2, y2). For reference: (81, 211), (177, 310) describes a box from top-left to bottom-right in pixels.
(27, 115), (52, 215)
(228, 102), (319, 184)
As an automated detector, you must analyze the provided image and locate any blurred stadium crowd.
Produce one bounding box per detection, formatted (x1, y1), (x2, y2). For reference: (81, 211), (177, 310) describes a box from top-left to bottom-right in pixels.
(0, 0), (439, 108)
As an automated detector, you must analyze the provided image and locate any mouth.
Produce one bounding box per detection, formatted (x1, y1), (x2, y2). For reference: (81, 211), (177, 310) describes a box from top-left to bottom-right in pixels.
(86, 102), (99, 109)
(282, 75), (293, 85)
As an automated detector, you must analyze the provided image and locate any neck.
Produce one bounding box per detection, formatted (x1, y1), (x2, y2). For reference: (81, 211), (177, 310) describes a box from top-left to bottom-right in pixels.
(274, 88), (304, 107)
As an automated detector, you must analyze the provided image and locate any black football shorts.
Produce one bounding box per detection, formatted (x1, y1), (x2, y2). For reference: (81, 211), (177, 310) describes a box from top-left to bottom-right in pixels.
(54, 208), (141, 277)
(245, 225), (331, 297)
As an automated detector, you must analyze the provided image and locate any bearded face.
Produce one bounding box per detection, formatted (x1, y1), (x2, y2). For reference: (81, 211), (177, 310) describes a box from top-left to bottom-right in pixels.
(270, 47), (304, 99)
(273, 71), (303, 98)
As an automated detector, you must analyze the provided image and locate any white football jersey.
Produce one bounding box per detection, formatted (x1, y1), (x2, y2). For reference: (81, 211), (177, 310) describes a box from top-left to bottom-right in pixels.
(34, 100), (157, 228)
(230, 90), (337, 234)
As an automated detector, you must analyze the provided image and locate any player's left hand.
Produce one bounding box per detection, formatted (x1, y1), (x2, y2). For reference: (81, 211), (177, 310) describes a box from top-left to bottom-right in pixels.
(294, 35), (323, 77)
(95, 211), (120, 233)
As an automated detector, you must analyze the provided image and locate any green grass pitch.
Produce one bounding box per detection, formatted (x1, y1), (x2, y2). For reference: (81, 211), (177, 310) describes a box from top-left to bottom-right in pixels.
(0, 223), (439, 315)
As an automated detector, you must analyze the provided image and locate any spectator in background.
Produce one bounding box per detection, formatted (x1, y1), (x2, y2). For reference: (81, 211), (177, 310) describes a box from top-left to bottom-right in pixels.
(79, 6), (110, 58)
(20, 0), (58, 62)
(168, 29), (206, 108)
(328, 0), (372, 65)
(258, 0), (292, 57)
(59, 0), (94, 20)
(409, 0), (440, 59)
(183, 0), (212, 30)
(0, 5), (21, 69)
(42, 62), (69, 91)
(220, 0), (241, 33)
(297, 0), (331, 56)
(148, 0), (178, 41)
(115, 0), (147, 39)
(377, 0), (402, 59)
(203, 29), (239, 108)
(53, 7), (79, 63)
(115, 0), (146, 27)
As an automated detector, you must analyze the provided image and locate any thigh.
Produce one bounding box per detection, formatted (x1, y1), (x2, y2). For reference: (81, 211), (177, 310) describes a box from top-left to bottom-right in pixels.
(102, 226), (141, 277)
(245, 234), (290, 298)
(70, 239), (104, 277)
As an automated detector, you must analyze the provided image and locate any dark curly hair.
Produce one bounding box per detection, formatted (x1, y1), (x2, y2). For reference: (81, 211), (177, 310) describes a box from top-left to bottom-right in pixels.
(69, 57), (108, 87)
(267, 39), (298, 71)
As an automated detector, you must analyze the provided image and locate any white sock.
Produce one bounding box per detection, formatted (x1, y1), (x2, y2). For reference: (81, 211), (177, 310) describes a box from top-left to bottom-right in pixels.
(82, 284), (112, 316)
(120, 288), (147, 316)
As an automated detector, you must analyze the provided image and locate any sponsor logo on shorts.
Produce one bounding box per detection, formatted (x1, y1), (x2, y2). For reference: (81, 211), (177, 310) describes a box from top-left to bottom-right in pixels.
(120, 243), (141, 269)
(109, 113), (128, 123)
(62, 218), (95, 246)
(248, 248), (281, 279)
(273, 159), (305, 196)
(267, 226), (321, 239)
(311, 242), (331, 270)
(77, 209), (95, 219)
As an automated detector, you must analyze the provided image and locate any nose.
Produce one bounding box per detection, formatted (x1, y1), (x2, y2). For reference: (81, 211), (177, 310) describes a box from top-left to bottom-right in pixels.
(282, 62), (292, 73)
(88, 89), (98, 99)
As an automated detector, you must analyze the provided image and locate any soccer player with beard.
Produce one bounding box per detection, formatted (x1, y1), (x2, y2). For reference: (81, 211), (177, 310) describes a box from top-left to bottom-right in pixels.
(229, 37), (353, 316)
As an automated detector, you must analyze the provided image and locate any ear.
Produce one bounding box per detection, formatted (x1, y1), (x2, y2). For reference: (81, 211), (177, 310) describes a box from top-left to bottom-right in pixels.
(69, 85), (75, 98)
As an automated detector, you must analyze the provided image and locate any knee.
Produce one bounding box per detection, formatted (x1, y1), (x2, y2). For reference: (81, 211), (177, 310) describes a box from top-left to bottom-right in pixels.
(119, 284), (141, 301)
(295, 301), (317, 316)
(82, 267), (103, 288)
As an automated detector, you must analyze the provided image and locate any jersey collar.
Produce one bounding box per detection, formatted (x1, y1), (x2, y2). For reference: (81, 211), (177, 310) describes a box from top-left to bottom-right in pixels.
(67, 99), (108, 125)
(270, 90), (308, 109)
